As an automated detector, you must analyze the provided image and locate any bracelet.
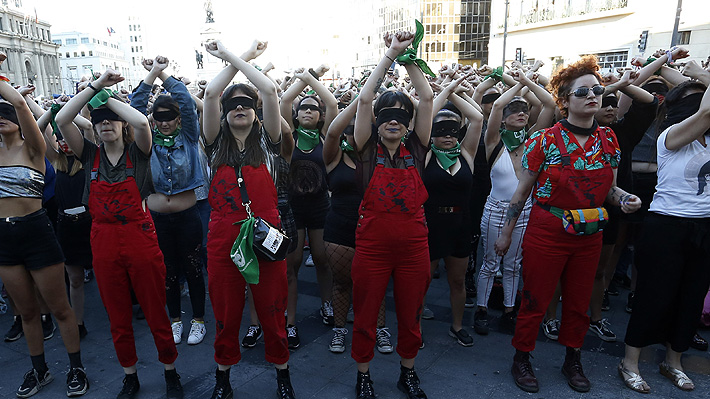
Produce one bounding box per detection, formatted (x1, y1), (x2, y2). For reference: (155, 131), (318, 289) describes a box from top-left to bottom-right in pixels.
(385, 54), (396, 64)
(308, 68), (319, 80)
(665, 50), (673, 66)
(0, 75), (9, 82)
(87, 82), (100, 92)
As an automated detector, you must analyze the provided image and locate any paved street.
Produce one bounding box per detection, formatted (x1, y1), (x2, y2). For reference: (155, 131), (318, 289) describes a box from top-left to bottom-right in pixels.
(0, 259), (709, 399)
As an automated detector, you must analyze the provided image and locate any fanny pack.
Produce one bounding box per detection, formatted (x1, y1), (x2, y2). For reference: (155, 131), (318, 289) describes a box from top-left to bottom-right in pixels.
(538, 203), (609, 235)
(230, 166), (291, 284)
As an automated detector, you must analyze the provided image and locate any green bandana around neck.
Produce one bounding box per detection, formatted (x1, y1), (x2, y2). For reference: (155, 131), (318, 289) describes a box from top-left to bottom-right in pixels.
(395, 20), (436, 78)
(230, 215), (260, 284)
(500, 127), (527, 152)
(340, 138), (355, 153)
(296, 125), (320, 152)
(153, 127), (181, 147)
(87, 88), (115, 111)
(432, 142), (461, 170)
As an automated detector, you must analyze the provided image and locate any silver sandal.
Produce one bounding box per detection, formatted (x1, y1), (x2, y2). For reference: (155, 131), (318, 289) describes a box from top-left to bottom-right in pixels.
(659, 361), (694, 391)
(618, 362), (650, 394)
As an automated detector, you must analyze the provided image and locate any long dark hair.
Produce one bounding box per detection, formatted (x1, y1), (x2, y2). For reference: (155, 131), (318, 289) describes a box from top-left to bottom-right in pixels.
(211, 83), (265, 169)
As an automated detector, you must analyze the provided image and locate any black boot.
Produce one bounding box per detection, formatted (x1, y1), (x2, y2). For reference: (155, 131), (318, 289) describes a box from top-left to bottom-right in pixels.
(165, 369), (183, 399)
(116, 373), (140, 399)
(356, 370), (375, 399)
(276, 367), (295, 399)
(209, 368), (232, 399)
(397, 365), (427, 399)
(562, 347), (590, 392)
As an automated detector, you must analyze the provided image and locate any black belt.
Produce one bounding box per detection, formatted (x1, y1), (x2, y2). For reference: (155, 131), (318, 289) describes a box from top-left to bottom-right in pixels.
(58, 210), (90, 222)
(1, 208), (46, 223)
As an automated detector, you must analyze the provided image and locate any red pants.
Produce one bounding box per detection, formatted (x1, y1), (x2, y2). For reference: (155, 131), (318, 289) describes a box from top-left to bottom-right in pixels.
(512, 206), (602, 352)
(351, 212), (430, 363)
(208, 215), (289, 366)
(92, 219), (178, 367)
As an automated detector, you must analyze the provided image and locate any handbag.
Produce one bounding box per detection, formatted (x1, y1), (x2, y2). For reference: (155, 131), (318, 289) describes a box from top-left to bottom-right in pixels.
(235, 166), (291, 262)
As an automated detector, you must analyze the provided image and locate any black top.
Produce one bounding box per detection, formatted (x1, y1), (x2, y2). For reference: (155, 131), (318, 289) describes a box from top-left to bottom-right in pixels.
(54, 156), (87, 211)
(290, 131), (328, 196)
(423, 154), (473, 212)
(326, 154), (361, 220)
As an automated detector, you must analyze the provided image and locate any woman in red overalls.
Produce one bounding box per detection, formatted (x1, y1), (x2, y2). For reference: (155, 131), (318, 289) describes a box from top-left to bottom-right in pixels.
(494, 56), (641, 394)
(56, 70), (182, 399)
(201, 40), (294, 399)
(351, 31), (434, 399)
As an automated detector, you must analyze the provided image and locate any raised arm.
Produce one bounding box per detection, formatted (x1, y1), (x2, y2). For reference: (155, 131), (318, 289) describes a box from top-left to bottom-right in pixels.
(295, 66), (338, 133)
(450, 87), (483, 160)
(0, 56), (44, 159)
(280, 68), (309, 133)
(518, 72), (556, 132)
(664, 80), (710, 151)
(406, 47), (435, 145)
(324, 95), (358, 166)
(472, 75), (496, 106)
(485, 82), (523, 155)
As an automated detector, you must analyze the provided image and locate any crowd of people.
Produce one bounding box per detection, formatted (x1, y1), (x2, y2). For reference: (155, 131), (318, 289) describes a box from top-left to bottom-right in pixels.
(0, 26), (709, 399)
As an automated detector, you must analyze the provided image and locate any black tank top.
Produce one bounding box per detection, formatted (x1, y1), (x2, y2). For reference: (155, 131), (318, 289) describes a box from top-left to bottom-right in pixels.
(289, 131), (328, 196)
(423, 155), (473, 211)
(55, 156), (87, 212)
(327, 154), (361, 220)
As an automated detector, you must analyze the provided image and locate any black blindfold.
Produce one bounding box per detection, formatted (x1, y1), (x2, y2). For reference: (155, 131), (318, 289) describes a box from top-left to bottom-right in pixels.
(297, 103), (322, 113)
(153, 109), (180, 122)
(0, 103), (19, 126)
(641, 82), (669, 96)
(223, 96), (256, 112)
(375, 108), (411, 128)
(90, 107), (123, 124)
(601, 96), (619, 109)
(431, 120), (460, 137)
(502, 100), (529, 118)
(482, 93), (501, 104)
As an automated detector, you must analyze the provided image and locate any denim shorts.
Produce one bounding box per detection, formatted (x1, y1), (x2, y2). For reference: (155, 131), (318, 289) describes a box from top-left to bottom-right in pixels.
(0, 209), (65, 270)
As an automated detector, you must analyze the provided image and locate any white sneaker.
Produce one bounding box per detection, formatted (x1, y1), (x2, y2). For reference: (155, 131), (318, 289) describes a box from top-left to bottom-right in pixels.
(305, 254), (315, 267)
(187, 319), (206, 345)
(171, 321), (183, 344)
(421, 306), (434, 320)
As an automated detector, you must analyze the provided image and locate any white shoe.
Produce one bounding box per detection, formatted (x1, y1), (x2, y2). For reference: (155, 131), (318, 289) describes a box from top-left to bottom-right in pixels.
(171, 321), (183, 344)
(187, 319), (206, 345)
(305, 254), (315, 267)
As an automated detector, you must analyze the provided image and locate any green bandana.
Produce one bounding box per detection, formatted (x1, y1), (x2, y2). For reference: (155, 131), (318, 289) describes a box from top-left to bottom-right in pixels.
(395, 20), (436, 78)
(153, 127), (181, 147)
(432, 143), (461, 170)
(500, 127), (527, 152)
(230, 216), (260, 284)
(87, 88), (115, 110)
(296, 126), (320, 152)
(484, 66), (504, 82)
(50, 103), (61, 136)
(340, 138), (355, 153)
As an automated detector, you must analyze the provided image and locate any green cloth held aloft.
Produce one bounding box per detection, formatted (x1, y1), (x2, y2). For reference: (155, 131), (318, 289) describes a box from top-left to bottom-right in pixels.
(50, 103), (61, 137)
(340, 138), (355, 153)
(87, 88), (114, 110)
(296, 126), (321, 152)
(484, 67), (504, 82)
(431, 143), (461, 170)
(153, 127), (181, 147)
(230, 216), (260, 284)
(642, 57), (662, 75)
(395, 20), (436, 77)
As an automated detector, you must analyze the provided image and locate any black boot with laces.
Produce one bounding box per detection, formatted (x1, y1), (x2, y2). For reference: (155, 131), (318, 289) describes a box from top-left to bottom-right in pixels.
(276, 366), (296, 399)
(209, 368), (232, 399)
(116, 373), (140, 399)
(356, 370), (375, 399)
(397, 364), (427, 399)
(165, 369), (183, 399)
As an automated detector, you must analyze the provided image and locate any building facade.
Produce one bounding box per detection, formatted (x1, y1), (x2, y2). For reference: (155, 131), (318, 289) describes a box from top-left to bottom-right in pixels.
(0, 4), (61, 98)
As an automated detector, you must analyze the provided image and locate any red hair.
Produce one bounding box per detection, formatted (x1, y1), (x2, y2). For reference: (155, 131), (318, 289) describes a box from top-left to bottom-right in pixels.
(548, 55), (603, 117)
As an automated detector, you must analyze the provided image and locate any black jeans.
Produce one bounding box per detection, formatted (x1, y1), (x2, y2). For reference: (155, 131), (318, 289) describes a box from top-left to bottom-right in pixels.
(151, 205), (206, 319)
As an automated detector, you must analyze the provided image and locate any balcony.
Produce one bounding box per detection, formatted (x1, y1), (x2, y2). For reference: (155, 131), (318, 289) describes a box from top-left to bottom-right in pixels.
(500, 0), (630, 31)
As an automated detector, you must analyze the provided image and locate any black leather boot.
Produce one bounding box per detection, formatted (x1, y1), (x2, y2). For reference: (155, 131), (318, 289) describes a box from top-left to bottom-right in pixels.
(276, 367), (296, 399)
(397, 365), (427, 399)
(511, 350), (539, 393)
(562, 347), (590, 392)
(356, 370), (375, 399)
(209, 368), (232, 399)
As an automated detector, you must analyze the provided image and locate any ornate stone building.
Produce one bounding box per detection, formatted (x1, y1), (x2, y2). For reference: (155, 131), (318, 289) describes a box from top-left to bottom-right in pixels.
(0, 4), (61, 98)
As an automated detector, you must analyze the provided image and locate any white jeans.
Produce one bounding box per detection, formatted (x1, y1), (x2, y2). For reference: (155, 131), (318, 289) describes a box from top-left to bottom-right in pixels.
(477, 196), (532, 309)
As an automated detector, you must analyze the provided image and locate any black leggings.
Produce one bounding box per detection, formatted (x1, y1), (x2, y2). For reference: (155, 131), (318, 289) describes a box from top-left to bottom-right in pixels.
(152, 205), (206, 319)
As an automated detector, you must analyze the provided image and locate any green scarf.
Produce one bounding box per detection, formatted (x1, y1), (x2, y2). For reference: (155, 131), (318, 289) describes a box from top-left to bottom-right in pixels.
(395, 20), (436, 78)
(50, 103), (61, 136)
(484, 66), (504, 82)
(340, 138), (355, 153)
(296, 126), (320, 152)
(230, 215), (259, 284)
(153, 127), (181, 147)
(432, 143), (461, 170)
(87, 88), (115, 110)
(500, 127), (527, 152)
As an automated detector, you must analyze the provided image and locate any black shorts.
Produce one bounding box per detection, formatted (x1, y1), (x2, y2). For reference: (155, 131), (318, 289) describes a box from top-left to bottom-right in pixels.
(323, 210), (357, 248)
(426, 211), (472, 260)
(278, 203), (298, 254)
(0, 209), (65, 270)
(57, 212), (92, 268)
(290, 191), (330, 230)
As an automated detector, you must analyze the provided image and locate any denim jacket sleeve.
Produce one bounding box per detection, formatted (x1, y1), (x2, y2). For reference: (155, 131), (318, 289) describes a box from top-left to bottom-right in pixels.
(130, 80), (152, 116)
(162, 76), (200, 143)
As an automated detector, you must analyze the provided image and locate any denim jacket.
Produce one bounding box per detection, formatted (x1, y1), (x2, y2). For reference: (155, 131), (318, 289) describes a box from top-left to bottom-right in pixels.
(131, 76), (205, 195)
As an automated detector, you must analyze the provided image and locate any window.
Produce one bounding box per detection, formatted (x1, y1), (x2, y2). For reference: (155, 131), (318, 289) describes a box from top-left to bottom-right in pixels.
(130, 36), (133, 42)
(102, 41), (107, 46)
(129, 25), (132, 31)
(66, 38), (77, 45)
(88, 51), (93, 56)
(679, 31), (691, 45)
(65, 52), (70, 58)
(594, 51), (628, 71)
(81, 51), (85, 57)
(73, 52), (78, 57)
(52, 39), (62, 45)
(81, 37), (89, 44)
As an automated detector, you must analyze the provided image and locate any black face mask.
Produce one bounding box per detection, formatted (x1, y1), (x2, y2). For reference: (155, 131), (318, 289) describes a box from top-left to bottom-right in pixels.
(90, 108), (122, 124)
(153, 109), (180, 122)
(601, 96), (618, 109)
(481, 92), (501, 104)
(375, 108), (411, 128)
(431, 120), (460, 137)
(0, 103), (19, 126)
(223, 96), (256, 112)
(661, 92), (704, 132)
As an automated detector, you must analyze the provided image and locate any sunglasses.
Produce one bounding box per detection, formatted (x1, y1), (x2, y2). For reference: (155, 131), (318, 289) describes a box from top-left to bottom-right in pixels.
(568, 85), (605, 98)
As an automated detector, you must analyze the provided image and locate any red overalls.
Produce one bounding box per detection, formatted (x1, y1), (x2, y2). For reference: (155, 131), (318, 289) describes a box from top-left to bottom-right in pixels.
(88, 147), (177, 367)
(351, 143), (430, 363)
(207, 164), (288, 366)
(512, 126), (614, 352)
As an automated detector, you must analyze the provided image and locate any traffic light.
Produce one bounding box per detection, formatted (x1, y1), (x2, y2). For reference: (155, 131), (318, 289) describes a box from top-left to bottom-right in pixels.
(515, 48), (523, 62)
(638, 30), (649, 52)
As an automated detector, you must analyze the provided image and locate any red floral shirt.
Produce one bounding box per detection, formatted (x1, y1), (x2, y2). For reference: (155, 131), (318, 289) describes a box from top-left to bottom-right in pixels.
(522, 122), (621, 204)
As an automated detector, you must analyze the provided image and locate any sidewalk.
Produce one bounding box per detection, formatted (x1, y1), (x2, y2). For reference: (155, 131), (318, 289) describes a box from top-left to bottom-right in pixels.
(0, 262), (708, 398)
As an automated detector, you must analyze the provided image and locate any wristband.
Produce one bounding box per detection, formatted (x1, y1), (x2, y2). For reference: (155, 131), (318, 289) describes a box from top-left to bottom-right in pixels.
(0, 75), (9, 83)
(87, 82), (100, 92)
(308, 68), (319, 80)
(385, 54), (396, 64)
(666, 50), (674, 66)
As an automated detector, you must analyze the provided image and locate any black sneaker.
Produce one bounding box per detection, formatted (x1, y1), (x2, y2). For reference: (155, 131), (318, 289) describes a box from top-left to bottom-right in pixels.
(242, 325), (263, 348)
(41, 314), (55, 341)
(542, 318), (560, 340)
(66, 367), (89, 397)
(397, 365), (427, 399)
(449, 326), (473, 347)
(690, 333), (708, 351)
(625, 292), (634, 313)
(589, 318), (617, 342)
(17, 368), (53, 398)
(473, 310), (489, 335)
(320, 301), (335, 326)
(78, 324), (88, 340)
(464, 297), (475, 308)
(499, 311), (517, 334)
(209, 368), (232, 399)
(117, 373), (140, 399)
(601, 290), (610, 311)
(286, 325), (300, 349)
(606, 281), (619, 296)
(5, 315), (23, 342)
(165, 369), (183, 399)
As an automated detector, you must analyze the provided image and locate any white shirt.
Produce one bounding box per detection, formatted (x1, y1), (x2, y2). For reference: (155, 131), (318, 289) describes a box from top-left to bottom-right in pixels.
(649, 126), (710, 218)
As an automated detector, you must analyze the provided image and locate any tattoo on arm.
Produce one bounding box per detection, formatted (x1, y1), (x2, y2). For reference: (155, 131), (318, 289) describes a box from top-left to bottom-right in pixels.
(373, 78), (384, 94)
(504, 200), (525, 226)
